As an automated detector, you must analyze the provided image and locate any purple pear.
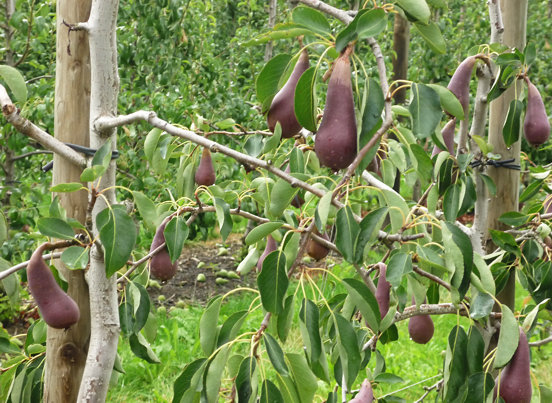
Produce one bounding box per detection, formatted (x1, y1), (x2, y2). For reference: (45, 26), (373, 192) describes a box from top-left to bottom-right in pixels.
(267, 49), (309, 138)
(27, 244), (80, 329)
(256, 235), (277, 272)
(524, 78), (550, 147)
(349, 379), (374, 402)
(494, 329), (532, 403)
(315, 51), (357, 170)
(447, 55), (477, 119)
(408, 299), (434, 344)
(195, 148), (216, 187)
(149, 216), (177, 281)
(432, 118), (456, 157)
(375, 263), (391, 319)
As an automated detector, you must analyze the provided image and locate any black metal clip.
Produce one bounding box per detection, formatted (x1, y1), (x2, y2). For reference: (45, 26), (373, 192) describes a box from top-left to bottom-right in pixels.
(42, 143), (119, 172)
(469, 158), (520, 170)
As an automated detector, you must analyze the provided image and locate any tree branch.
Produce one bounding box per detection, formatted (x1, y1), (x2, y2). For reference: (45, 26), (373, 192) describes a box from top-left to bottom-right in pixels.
(0, 85), (87, 168)
(9, 150), (53, 162)
(529, 333), (552, 347)
(0, 252), (63, 281)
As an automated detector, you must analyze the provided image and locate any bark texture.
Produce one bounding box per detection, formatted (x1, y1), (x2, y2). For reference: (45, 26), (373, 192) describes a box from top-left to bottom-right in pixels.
(44, 0), (92, 401)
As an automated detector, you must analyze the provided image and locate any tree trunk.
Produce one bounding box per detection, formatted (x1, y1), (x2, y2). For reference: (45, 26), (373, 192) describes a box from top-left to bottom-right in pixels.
(485, 0), (528, 309)
(391, 13), (409, 104)
(77, 0), (120, 400)
(44, 0), (92, 401)
(264, 0), (277, 62)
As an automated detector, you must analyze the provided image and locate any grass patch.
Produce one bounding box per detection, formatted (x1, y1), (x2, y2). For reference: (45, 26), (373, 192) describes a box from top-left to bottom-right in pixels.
(108, 263), (552, 402)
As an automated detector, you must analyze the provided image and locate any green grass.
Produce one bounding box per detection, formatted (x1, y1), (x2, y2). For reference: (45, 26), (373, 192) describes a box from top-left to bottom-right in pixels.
(107, 264), (552, 402)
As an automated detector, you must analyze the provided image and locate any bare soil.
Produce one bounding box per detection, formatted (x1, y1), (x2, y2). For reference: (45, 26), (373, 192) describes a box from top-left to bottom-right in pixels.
(146, 233), (255, 307)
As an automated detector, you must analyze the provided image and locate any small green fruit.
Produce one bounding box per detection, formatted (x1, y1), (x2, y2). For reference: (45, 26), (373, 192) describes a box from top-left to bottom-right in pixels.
(215, 278), (229, 285)
(196, 273), (207, 282)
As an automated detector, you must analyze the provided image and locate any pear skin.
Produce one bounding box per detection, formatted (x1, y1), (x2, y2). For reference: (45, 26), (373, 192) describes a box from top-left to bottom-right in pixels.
(256, 235), (277, 272)
(195, 148), (216, 187)
(267, 49), (309, 138)
(315, 52), (357, 170)
(524, 78), (550, 147)
(375, 263), (391, 319)
(27, 244), (80, 329)
(447, 56), (477, 119)
(495, 329), (532, 403)
(150, 216), (177, 281)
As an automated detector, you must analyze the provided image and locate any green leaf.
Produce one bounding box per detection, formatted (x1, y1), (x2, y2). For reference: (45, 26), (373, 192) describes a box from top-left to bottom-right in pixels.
(490, 229), (520, 256)
(129, 332), (160, 363)
(164, 216), (189, 264)
(335, 206), (360, 263)
(358, 78), (385, 173)
(214, 197), (233, 241)
(245, 222), (284, 245)
(268, 179), (297, 218)
(294, 66), (317, 132)
(334, 313), (360, 390)
(522, 299), (550, 333)
(258, 250), (289, 314)
(314, 191), (333, 232)
(263, 123), (282, 154)
(97, 206), (137, 277)
(37, 217), (75, 240)
(91, 139), (113, 168)
(80, 165), (106, 182)
(410, 83), (442, 138)
(374, 373), (404, 384)
(244, 23), (312, 46)
(396, 0), (430, 24)
(386, 252), (413, 287)
(292, 6), (331, 35)
(443, 222), (473, 300)
(217, 310), (248, 347)
(502, 99), (523, 147)
(466, 327), (485, 374)
(342, 278), (381, 331)
(286, 353), (318, 403)
(409, 143), (433, 181)
(493, 306), (519, 369)
(200, 296), (222, 356)
(356, 8), (387, 39)
(0, 211), (6, 246)
(354, 207), (388, 264)
(244, 134), (264, 157)
(256, 54), (292, 112)
(259, 379), (284, 403)
(277, 294), (295, 342)
(0, 65), (27, 102)
(264, 333), (289, 376)
(466, 372), (495, 403)
(479, 173), (496, 197)
(132, 191), (158, 231)
(50, 182), (83, 193)
(172, 358), (207, 403)
(519, 179), (542, 203)
(129, 282), (150, 332)
(413, 22), (445, 54)
(443, 326), (469, 402)
(427, 84), (464, 119)
(236, 356), (258, 402)
(204, 345), (231, 402)
(443, 182), (463, 221)
(299, 299), (322, 363)
(61, 246), (89, 270)
(335, 8), (375, 52)
(498, 211), (529, 227)
(144, 128), (163, 162)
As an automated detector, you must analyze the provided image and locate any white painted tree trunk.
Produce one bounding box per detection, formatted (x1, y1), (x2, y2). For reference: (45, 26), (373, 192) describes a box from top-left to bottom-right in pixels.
(77, 0), (121, 401)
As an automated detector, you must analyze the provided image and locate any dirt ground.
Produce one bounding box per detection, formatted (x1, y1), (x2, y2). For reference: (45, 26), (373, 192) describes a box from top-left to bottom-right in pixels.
(147, 233), (256, 306)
